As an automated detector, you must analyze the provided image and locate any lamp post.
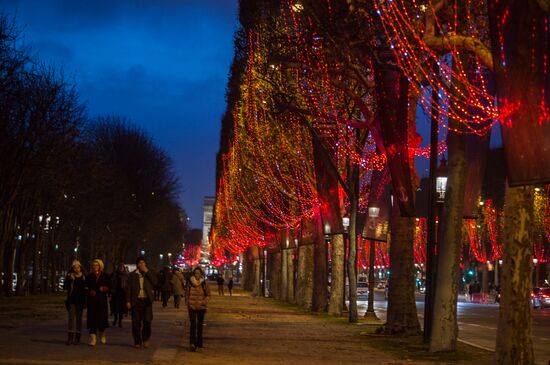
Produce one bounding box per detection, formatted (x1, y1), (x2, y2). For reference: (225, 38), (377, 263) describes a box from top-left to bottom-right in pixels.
(424, 156), (447, 342)
(364, 206), (380, 319)
(168, 252), (172, 266)
(533, 258), (539, 287)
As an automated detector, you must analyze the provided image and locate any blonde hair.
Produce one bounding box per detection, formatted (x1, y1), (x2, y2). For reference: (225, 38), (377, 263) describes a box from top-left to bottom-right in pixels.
(72, 260), (81, 269)
(92, 259), (104, 271)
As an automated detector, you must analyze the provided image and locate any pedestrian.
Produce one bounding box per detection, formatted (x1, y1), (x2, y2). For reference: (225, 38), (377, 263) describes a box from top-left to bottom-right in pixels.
(227, 277), (234, 296)
(185, 266), (211, 352)
(160, 267), (173, 307)
(110, 262), (128, 327)
(171, 267), (185, 308)
(216, 274), (225, 296)
(127, 256), (157, 349)
(85, 259), (111, 346)
(64, 260), (86, 345)
(155, 270), (163, 301)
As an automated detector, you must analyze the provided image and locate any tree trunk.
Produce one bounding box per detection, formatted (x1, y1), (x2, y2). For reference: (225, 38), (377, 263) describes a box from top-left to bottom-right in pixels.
(31, 228), (43, 294)
(312, 213), (328, 312)
(269, 251), (282, 299)
(4, 240), (16, 295)
(328, 233), (345, 315)
(385, 203), (421, 334)
(481, 264), (489, 294)
(287, 248), (295, 303)
(252, 256), (261, 296)
(496, 186), (534, 364)
(296, 244), (314, 309)
(281, 247), (288, 302)
(347, 183), (359, 323)
(365, 240), (378, 318)
(430, 119), (467, 351)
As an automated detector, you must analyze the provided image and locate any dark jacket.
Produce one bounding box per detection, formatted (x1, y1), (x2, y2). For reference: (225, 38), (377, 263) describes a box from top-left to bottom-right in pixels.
(110, 271), (128, 315)
(65, 273), (86, 306)
(127, 269), (157, 305)
(185, 277), (211, 310)
(85, 271), (111, 330)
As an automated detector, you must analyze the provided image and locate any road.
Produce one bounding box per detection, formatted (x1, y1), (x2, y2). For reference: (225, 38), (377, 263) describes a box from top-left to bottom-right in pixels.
(355, 291), (550, 365)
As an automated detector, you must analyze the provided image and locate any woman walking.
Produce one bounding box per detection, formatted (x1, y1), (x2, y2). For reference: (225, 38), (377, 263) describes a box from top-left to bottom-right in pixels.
(110, 262), (128, 327)
(64, 260), (86, 345)
(85, 259), (111, 346)
(185, 266), (211, 352)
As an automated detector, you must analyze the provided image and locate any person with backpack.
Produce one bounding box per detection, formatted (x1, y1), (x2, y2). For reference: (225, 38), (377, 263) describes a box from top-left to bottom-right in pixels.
(185, 266), (211, 352)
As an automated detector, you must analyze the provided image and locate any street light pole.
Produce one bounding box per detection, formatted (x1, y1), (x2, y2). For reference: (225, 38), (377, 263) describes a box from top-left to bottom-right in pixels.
(365, 206), (380, 319)
(424, 67), (440, 343)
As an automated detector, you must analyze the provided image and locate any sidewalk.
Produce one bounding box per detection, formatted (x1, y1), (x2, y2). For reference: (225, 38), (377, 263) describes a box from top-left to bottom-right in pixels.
(173, 290), (493, 365)
(0, 297), (186, 365)
(0, 290), (494, 365)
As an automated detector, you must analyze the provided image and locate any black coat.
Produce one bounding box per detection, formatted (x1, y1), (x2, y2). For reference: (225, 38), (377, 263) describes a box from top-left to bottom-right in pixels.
(110, 272), (128, 315)
(64, 274), (86, 306)
(85, 272), (111, 330)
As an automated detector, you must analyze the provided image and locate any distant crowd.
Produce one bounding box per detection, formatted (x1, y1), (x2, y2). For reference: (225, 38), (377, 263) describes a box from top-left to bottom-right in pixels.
(64, 257), (234, 352)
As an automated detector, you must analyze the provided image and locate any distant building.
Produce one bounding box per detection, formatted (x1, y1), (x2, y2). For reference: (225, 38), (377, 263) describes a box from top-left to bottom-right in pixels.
(201, 196), (215, 264)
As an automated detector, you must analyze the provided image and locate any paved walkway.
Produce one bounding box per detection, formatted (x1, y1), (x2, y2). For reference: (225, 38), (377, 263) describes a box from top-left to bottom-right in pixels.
(0, 289), (495, 365)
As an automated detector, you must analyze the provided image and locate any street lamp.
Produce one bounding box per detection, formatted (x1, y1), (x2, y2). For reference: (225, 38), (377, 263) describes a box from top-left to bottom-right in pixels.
(436, 157), (448, 202)
(168, 252), (172, 264)
(365, 206), (380, 320)
(140, 250), (145, 256)
(424, 156), (448, 342)
(342, 217), (350, 231)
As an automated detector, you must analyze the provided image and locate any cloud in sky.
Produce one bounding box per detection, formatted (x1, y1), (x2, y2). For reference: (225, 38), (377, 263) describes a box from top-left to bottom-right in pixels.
(1, 0), (239, 228)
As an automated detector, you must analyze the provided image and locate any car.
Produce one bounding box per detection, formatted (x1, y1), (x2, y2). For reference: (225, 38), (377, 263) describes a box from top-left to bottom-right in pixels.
(494, 287), (542, 308)
(357, 281), (369, 297)
(532, 287), (543, 308)
(540, 288), (550, 308)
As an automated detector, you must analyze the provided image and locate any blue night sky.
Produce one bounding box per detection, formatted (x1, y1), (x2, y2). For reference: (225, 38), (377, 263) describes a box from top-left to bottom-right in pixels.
(1, 0), (239, 228)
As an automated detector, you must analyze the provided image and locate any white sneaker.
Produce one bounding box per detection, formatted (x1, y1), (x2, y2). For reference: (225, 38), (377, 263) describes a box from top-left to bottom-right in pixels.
(89, 334), (97, 347)
(99, 332), (107, 344)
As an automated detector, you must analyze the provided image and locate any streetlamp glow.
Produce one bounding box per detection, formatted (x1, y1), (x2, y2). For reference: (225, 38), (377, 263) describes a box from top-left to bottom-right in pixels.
(342, 217), (350, 230)
(368, 206), (380, 218)
(436, 157), (448, 202)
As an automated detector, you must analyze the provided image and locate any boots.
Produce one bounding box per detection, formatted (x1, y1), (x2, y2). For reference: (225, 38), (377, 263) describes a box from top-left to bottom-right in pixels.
(89, 333), (97, 347)
(66, 333), (74, 345)
(99, 331), (107, 344)
(73, 333), (81, 345)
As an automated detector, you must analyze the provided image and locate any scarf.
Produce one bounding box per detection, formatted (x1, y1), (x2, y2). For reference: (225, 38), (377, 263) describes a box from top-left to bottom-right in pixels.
(190, 276), (204, 287)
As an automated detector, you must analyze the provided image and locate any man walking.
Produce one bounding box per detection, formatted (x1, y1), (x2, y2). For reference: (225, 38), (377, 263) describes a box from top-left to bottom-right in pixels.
(127, 256), (157, 348)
